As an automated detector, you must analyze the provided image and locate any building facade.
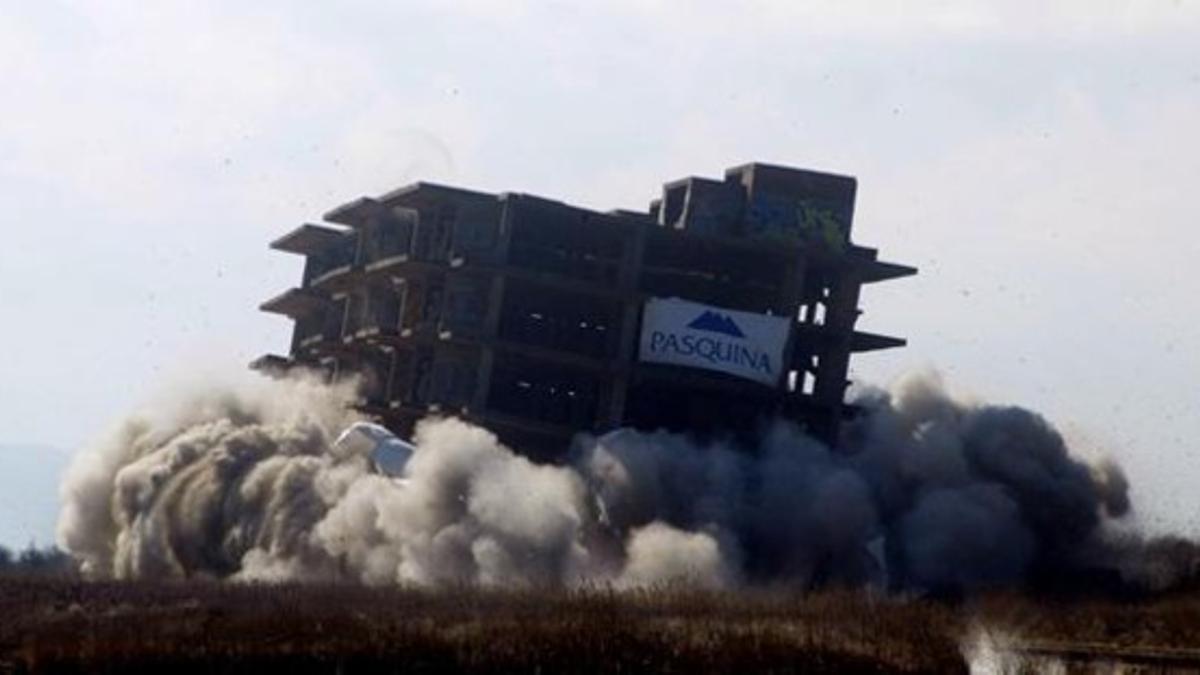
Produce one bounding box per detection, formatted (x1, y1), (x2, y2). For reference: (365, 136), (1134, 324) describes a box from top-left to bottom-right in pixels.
(254, 163), (915, 459)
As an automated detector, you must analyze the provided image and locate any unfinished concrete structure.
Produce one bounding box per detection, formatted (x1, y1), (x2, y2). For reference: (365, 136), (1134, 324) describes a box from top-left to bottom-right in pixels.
(254, 163), (915, 459)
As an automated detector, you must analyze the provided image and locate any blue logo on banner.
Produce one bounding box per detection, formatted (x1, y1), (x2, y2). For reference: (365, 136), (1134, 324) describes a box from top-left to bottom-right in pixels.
(686, 310), (745, 338)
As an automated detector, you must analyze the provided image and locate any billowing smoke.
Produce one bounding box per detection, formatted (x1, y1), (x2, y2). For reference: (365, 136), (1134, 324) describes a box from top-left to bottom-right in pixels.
(57, 369), (1194, 592)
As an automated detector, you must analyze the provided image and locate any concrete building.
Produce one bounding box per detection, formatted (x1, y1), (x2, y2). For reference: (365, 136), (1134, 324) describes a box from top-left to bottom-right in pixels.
(254, 163), (915, 459)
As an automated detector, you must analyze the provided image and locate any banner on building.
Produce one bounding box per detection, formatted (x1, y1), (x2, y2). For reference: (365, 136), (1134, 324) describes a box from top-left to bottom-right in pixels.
(638, 297), (791, 387)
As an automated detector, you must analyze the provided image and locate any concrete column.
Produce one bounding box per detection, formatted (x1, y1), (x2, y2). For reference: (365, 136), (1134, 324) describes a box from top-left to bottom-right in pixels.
(471, 274), (508, 411)
(775, 256), (807, 397)
(811, 274), (863, 446)
(602, 224), (648, 428)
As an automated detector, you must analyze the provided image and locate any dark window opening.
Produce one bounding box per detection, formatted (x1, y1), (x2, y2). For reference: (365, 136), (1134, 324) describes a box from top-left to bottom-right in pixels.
(487, 357), (600, 427)
(497, 281), (617, 358)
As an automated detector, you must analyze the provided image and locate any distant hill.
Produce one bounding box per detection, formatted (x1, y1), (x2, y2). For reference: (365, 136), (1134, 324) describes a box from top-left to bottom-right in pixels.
(0, 444), (74, 549)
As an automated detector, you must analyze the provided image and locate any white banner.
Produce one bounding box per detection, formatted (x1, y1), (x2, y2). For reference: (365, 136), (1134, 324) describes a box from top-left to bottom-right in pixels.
(638, 297), (791, 386)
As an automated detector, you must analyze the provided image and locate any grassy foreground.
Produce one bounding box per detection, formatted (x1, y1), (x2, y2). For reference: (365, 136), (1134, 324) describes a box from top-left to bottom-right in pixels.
(1, 576), (1198, 674)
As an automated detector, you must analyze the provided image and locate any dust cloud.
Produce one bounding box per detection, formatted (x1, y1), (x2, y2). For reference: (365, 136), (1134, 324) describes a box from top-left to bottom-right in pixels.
(57, 370), (1195, 592)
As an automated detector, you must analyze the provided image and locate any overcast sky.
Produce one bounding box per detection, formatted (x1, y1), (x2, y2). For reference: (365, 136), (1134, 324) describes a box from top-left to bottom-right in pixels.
(1, 1), (1198, 545)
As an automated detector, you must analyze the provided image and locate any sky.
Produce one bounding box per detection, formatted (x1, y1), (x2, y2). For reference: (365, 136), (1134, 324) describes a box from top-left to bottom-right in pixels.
(1, 1), (1198, 546)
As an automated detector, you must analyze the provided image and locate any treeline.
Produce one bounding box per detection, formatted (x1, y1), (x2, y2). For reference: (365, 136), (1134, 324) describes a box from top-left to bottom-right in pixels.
(0, 543), (77, 576)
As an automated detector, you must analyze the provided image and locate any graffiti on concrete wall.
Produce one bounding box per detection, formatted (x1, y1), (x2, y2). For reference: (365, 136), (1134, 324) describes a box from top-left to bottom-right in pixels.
(745, 195), (848, 253)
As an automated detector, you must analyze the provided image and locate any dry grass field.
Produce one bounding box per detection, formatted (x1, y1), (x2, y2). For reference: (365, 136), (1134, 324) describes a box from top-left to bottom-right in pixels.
(2, 574), (1199, 673)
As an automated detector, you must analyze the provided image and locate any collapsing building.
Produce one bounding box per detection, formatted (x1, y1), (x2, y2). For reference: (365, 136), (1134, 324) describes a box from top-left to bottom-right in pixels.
(253, 163), (915, 459)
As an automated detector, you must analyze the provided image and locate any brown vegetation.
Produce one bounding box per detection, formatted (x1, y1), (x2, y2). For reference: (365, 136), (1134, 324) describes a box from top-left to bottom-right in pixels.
(2, 576), (1199, 674)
